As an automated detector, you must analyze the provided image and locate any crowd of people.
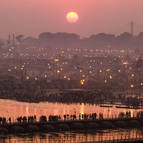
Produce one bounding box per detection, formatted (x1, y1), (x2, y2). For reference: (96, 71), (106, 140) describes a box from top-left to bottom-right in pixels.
(0, 111), (141, 125)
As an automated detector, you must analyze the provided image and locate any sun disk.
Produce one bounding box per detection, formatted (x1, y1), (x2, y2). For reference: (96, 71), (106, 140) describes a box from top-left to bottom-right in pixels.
(66, 12), (79, 23)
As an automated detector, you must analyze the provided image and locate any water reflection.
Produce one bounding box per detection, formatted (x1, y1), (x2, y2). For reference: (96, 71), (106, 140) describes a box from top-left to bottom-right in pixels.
(0, 99), (143, 142)
(80, 103), (84, 115)
(0, 99), (142, 121)
(0, 129), (143, 143)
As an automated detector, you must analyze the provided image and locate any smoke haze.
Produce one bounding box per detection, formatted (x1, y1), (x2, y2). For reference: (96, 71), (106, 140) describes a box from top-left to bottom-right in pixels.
(0, 0), (143, 37)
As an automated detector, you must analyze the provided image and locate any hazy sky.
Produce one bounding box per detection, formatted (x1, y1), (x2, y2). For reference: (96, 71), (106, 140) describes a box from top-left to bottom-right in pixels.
(0, 0), (143, 38)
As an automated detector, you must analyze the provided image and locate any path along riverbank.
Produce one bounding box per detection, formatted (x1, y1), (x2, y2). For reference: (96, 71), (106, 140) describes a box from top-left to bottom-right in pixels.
(0, 117), (143, 135)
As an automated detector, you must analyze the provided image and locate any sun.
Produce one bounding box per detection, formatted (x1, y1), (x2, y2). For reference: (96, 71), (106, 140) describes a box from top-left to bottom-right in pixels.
(66, 12), (79, 23)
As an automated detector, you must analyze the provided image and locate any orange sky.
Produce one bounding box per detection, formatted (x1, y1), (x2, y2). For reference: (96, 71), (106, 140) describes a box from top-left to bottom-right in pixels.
(0, 0), (143, 38)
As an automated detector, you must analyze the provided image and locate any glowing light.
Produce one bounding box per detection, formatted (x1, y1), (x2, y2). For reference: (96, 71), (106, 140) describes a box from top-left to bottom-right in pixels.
(64, 75), (67, 79)
(80, 79), (85, 86)
(14, 66), (17, 69)
(141, 83), (143, 86)
(26, 76), (30, 80)
(123, 62), (128, 65)
(106, 69), (110, 72)
(35, 77), (38, 81)
(131, 74), (134, 77)
(109, 75), (112, 79)
(66, 12), (79, 23)
(54, 59), (59, 62)
(8, 69), (11, 72)
(130, 84), (134, 88)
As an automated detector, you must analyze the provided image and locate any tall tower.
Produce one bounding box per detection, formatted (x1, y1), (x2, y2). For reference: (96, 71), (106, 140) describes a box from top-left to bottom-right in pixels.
(12, 33), (15, 46)
(8, 34), (11, 44)
(131, 21), (134, 36)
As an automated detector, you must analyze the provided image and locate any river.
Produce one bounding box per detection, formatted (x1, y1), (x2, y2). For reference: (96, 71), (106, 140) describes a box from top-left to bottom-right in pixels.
(0, 129), (143, 143)
(0, 99), (143, 143)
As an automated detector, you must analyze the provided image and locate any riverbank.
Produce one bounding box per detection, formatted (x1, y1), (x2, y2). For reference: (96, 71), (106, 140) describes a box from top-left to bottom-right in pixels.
(0, 89), (114, 104)
(0, 89), (142, 110)
(0, 118), (143, 135)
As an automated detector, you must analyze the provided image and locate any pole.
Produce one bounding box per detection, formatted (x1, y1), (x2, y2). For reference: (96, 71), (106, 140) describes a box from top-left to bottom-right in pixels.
(131, 21), (134, 36)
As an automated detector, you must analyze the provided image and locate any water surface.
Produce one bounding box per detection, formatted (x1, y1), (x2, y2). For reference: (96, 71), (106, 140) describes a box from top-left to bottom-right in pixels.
(0, 99), (142, 121)
(0, 99), (143, 142)
(0, 129), (143, 143)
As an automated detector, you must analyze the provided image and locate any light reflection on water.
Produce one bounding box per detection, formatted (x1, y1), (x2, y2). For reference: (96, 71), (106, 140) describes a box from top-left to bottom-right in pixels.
(0, 99), (143, 142)
(0, 99), (142, 121)
(0, 129), (143, 143)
